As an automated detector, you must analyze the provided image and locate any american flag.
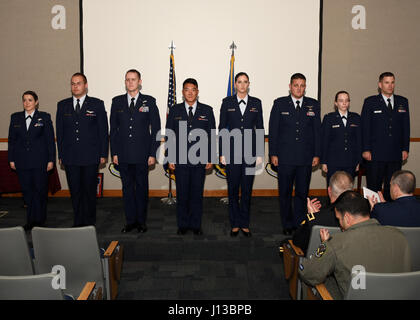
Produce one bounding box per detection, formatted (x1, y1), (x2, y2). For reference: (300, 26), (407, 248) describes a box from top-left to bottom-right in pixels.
(167, 52), (177, 116)
(164, 50), (177, 175)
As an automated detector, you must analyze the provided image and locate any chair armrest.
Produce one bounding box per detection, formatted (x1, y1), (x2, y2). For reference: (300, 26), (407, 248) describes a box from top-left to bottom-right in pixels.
(315, 283), (334, 300)
(104, 241), (119, 258)
(282, 240), (305, 300)
(103, 241), (124, 300)
(282, 240), (304, 279)
(77, 282), (101, 300)
(288, 239), (305, 256)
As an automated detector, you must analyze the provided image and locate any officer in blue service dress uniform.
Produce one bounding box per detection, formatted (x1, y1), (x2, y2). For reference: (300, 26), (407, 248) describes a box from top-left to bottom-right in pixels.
(8, 91), (56, 231)
(56, 73), (109, 227)
(321, 91), (361, 185)
(219, 72), (264, 237)
(166, 78), (216, 236)
(361, 72), (410, 201)
(110, 69), (161, 233)
(269, 73), (321, 236)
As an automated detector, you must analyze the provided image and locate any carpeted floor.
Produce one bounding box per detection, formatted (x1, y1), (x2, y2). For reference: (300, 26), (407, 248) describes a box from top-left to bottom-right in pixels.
(0, 196), (305, 300)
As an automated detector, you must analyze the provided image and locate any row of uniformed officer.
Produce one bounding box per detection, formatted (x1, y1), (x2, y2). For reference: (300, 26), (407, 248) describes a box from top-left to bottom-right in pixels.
(269, 72), (409, 235)
(14, 70), (409, 236)
(57, 70), (161, 232)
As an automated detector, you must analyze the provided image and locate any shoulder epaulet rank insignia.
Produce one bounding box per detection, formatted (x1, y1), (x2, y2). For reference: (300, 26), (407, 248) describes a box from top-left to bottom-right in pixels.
(307, 212), (315, 222)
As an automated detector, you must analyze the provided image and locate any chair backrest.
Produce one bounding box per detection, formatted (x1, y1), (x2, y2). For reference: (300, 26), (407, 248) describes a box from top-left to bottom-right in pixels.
(395, 227), (420, 271)
(31, 226), (105, 298)
(0, 227), (34, 275)
(306, 225), (342, 258)
(0, 273), (64, 300)
(345, 270), (420, 300)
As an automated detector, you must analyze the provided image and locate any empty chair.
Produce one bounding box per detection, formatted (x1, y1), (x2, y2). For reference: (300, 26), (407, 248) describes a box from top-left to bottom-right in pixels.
(345, 270), (420, 300)
(396, 227), (420, 271)
(0, 226), (34, 275)
(31, 226), (123, 300)
(0, 274), (100, 300)
(0, 273), (63, 300)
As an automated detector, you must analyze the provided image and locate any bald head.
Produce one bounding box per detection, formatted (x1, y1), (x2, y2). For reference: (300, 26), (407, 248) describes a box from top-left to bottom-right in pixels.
(390, 170), (416, 198)
(329, 171), (354, 201)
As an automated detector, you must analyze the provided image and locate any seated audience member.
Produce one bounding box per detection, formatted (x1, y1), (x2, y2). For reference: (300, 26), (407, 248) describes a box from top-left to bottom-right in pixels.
(293, 171), (353, 254)
(299, 191), (411, 299)
(369, 170), (420, 227)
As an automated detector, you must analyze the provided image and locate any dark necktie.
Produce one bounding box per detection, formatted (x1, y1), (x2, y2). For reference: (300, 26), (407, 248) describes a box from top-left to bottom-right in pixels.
(129, 97), (135, 113)
(25, 115), (32, 120)
(342, 115), (347, 126)
(239, 100), (246, 105)
(387, 98), (392, 111)
(188, 106), (193, 123)
(75, 99), (81, 114)
(296, 100), (301, 112)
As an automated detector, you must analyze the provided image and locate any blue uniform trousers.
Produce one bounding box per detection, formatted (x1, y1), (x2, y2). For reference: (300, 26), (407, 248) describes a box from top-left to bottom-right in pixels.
(118, 163), (149, 226)
(226, 164), (255, 228)
(17, 168), (48, 225)
(175, 165), (206, 230)
(276, 164), (312, 230)
(65, 164), (98, 226)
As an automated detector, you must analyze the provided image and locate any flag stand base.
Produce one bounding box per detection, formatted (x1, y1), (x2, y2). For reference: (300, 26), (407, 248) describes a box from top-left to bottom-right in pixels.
(161, 192), (176, 205)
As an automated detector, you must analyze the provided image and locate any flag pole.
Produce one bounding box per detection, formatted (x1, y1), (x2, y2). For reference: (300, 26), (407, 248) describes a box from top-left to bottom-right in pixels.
(161, 41), (177, 205)
(221, 41), (237, 204)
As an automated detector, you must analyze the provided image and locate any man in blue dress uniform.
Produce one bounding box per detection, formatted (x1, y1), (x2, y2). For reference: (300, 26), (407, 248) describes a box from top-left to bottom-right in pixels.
(56, 73), (109, 227)
(368, 170), (420, 227)
(165, 78), (215, 235)
(361, 72), (410, 201)
(110, 69), (161, 233)
(269, 73), (321, 235)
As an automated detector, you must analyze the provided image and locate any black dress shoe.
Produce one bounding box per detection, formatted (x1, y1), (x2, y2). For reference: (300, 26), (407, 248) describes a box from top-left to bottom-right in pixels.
(137, 223), (148, 233)
(241, 229), (252, 237)
(121, 223), (137, 233)
(177, 228), (187, 235)
(192, 228), (203, 235)
(230, 229), (239, 237)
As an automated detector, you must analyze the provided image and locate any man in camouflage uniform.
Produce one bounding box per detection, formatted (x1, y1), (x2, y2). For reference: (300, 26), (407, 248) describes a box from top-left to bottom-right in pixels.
(298, 190), (411, 299)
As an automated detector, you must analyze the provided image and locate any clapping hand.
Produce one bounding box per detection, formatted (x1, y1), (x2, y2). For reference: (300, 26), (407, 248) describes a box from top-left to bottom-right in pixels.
(307, 197), (321, 214)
